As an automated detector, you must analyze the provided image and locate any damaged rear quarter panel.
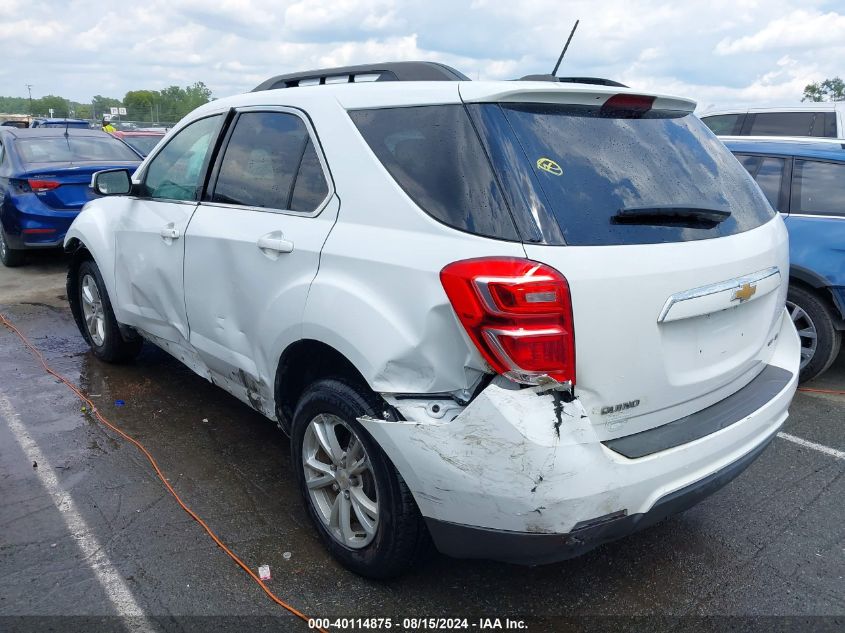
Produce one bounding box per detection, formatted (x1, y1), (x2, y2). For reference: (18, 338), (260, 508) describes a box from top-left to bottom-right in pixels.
(360, 381), (620, 534)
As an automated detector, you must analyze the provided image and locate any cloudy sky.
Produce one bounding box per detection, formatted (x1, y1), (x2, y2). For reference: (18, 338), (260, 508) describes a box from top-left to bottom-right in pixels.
(1, 0), (843, 111)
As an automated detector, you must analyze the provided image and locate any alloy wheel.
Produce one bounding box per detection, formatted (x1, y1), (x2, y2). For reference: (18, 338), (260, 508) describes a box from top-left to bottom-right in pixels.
(302, 413), (379, 549)
(787, 299), (817, 371)
(0, 230), (7, 260)
(80, 274), (106, 346)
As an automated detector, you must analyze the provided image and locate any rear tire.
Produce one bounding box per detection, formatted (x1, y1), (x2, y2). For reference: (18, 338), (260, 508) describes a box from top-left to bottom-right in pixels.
(0, 225), (25, 267)
(292, 378), (429, 579)
(787, 284), (841, 383)
(75, 259), (143, 363)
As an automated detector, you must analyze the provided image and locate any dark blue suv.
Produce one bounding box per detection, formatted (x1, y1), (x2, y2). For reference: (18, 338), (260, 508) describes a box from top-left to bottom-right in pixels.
(724, 137), (845, 382)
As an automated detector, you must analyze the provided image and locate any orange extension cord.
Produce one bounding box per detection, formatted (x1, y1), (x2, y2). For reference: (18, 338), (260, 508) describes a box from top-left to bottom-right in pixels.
(797, 386), (845, 395)
(0, 313), (326, 633)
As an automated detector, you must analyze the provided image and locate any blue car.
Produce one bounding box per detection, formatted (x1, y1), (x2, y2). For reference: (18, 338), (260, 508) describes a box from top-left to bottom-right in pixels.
(0, 127), (141, 266)
(29, 118), (91, 129)
(724, 137), (845, 382)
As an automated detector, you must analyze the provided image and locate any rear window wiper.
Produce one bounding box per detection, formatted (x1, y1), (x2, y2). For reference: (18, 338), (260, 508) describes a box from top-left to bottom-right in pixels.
(611, 206), (731, 228)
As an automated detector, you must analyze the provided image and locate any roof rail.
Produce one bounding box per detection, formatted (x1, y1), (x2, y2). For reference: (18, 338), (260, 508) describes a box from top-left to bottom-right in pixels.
(518, 74), (628, 88)
(253, 61), (470, 91)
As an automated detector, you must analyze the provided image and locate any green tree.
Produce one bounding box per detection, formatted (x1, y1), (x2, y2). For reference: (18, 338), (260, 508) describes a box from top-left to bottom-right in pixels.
(92, 94), (122, 119)
(34, 95), (71, 117)
(123, 89), (158, 121)
(803, 77), (845, 102)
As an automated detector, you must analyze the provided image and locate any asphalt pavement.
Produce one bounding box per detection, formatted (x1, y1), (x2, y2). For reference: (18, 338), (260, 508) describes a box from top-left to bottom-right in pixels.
(0, 252), (843, 633)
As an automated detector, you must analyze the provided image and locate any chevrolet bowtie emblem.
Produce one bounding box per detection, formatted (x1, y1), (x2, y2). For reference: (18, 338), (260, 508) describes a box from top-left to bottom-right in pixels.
(732, 283), (757, 303)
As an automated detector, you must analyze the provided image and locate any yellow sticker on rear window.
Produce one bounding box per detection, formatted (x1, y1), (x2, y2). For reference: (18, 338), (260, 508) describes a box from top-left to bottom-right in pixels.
(536, 157), (562, 176)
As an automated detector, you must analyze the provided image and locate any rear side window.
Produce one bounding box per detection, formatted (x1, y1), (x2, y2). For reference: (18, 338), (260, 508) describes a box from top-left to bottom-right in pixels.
(350, 105), (518, 240)
(701, 114), (742, 135)
(212, 111), (328, 212)
(472, 103), (774, 246)
(747, 112), (820, 137)
(792, 159), (845, 216)
(16, 136), (139, 164)
(734, 154), (787, 211)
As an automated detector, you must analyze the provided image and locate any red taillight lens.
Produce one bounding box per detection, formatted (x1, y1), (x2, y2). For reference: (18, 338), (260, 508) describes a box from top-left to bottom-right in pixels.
(27, 179), (61, 193)
(440, 257), (575, 386)
(600, 94), (655, 117)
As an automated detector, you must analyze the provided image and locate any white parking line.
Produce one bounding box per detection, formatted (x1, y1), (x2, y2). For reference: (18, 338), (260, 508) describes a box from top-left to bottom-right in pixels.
(0, 391), (154, 628)
(777, 432), (845, 461)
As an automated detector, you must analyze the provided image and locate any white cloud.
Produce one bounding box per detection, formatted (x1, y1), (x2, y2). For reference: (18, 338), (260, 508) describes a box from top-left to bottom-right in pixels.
(0, 0), (841, 111)
(716, 10), (845, 54)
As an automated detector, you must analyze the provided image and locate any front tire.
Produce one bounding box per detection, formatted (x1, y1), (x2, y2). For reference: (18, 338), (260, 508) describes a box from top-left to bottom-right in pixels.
(787, 285), (841, 383)
(292, 378), (429, 579)
(0, 225), (25, 267)
(75, 259), (143, 363)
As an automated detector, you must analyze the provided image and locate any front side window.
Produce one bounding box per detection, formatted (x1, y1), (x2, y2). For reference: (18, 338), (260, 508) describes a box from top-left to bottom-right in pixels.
(142, 115), (222, 201)
(211, 111), (328, 212)
(792, 159), (845, 216)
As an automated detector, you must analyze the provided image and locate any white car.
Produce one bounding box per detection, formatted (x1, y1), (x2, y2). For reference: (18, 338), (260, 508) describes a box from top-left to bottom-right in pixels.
(700, 103), (844, 138)
(65, 62), (800, 578)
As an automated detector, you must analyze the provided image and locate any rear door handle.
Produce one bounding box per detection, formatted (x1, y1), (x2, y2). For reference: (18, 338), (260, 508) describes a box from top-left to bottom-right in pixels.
(257, 231), (294, 254)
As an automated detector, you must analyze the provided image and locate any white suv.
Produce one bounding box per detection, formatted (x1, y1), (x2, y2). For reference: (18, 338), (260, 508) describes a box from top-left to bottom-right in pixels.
(65, 62), (800, 578)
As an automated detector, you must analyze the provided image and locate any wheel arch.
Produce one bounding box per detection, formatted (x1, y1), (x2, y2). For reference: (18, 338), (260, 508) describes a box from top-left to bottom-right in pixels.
(789, 271), (845, 329)
(274, 338), (380, 435)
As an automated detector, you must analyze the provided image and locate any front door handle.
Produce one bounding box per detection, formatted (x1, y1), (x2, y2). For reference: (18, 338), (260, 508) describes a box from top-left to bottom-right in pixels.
(160, 224), (180, 240)
(257, 231), (294, 255)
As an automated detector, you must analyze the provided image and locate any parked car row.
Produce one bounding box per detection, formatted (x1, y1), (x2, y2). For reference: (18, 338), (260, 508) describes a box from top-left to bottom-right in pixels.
(61, 62), (800, 578)
(721, 137), (845, 382)
(0, 127), (142, 266)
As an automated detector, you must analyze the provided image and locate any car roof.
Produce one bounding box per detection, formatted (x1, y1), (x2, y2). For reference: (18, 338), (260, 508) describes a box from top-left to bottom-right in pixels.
(112, 130), (165, 137)
(33, 117), (89, 123)
(0, 127), (112, 139)
(721, 136), (845, 161)
(189, 80), (696, 120)
(700, 103), (843, 117)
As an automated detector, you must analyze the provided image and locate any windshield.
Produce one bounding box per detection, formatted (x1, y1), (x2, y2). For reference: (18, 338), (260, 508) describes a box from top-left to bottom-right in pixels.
(17, 135), (139, 164)
(122, 135), (163, 157)
(471, 103), (775, 245)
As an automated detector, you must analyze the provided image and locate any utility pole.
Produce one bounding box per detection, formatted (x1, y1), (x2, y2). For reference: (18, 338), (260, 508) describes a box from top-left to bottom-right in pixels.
(25, 84), (33, 115)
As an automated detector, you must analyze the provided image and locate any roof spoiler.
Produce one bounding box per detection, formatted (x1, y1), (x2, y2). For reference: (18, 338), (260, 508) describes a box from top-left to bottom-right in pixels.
(518, 74), (628, 88)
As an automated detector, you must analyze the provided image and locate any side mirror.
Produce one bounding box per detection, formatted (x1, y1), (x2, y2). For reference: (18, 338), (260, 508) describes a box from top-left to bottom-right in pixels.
(92, 169), (132, 196)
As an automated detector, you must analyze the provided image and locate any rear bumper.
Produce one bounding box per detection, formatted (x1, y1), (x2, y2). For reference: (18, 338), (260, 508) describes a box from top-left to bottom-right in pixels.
(360, 309), (800, 565)
(426, 431), (774, 565)
(2, 194), (80, 249)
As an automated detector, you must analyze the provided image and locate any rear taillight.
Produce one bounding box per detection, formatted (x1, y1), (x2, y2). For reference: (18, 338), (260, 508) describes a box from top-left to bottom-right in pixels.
(440, 257), (575, 386)
(27, 179), (61, 193)
(600, 94), (655, 117)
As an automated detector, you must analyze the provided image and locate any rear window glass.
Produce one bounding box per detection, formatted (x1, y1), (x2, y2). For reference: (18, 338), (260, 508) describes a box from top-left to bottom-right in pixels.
(474, 103), (774, 246)
(792, 159), (845, 216)
(350, 105), (518, 241)
(701, 114), (742, 135)
(17, 136), (139, 163)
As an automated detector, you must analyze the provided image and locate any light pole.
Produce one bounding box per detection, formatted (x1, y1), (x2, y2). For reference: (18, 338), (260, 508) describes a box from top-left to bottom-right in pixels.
(25, 84), (33, 115)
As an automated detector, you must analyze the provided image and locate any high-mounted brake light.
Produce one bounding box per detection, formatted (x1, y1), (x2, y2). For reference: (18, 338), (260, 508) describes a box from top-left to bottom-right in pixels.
(27, 179), (61, 193)
(600, 94), (655, 117)
(440, 257), (575, 386)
